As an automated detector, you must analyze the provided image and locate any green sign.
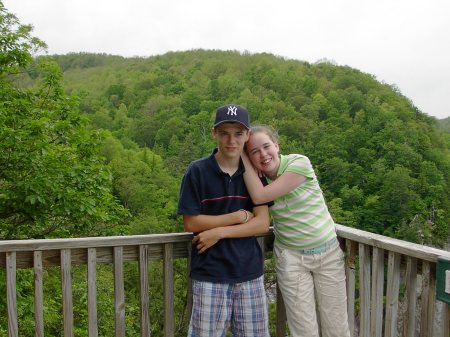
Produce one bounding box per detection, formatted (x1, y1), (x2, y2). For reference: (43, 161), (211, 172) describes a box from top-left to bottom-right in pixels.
(436, 256), (450, 304)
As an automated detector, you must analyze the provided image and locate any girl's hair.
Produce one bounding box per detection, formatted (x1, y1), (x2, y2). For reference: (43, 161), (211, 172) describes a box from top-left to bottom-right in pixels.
(249, 125), (279, 143)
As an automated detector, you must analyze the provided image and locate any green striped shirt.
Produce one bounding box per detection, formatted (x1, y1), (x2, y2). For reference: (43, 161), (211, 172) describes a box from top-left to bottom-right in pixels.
(269, 154), (336, 249)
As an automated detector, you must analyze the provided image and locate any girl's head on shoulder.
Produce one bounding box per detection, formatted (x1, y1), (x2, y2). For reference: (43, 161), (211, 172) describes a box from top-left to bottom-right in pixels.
(245, 125), (280, 177)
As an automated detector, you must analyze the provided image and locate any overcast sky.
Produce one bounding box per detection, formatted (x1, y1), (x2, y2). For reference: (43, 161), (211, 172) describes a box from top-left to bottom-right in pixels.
(3, 0), (450, 119)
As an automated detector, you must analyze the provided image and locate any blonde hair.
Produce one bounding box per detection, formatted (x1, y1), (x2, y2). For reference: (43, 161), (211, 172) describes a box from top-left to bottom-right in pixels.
(249, 125), (279, 143)
(245, 125), (280, 154)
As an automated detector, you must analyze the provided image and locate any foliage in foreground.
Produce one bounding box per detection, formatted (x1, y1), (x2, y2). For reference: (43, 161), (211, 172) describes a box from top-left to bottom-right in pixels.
(0, 2), (128, 239)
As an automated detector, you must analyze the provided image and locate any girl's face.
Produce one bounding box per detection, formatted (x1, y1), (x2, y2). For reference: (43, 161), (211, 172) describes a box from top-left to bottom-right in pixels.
(246, 131), (280, 179)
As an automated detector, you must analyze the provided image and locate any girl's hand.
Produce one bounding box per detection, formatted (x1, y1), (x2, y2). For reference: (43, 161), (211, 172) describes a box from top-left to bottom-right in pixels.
(241, 152), (263, 178)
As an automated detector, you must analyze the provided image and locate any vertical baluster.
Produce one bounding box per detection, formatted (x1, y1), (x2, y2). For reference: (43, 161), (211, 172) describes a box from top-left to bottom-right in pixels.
(371, 247), (384, 337)
(345, 240), (357, 337)
(186, 241), (193, 328)
(6, 251), (18, 337)
(275, 283), (287, 337)
(163, 243), (174, 337)
(139, 245), (150, 337)
(61, 249), (74, 337)
(385, 251), (401, 337)
(359, 243), (371, 337)
(427, 264), (436, 337)
(114, 246), (125, 337)
(420, 261), (430, 337)
(88, 248), (98, 337)
(34, 251), (44, 337)
(403, 257), (417, 337)
(443, 303), (449, 337)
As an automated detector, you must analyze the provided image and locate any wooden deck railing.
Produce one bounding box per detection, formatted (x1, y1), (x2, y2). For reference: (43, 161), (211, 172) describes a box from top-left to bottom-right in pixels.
(1, 225), (449, 337)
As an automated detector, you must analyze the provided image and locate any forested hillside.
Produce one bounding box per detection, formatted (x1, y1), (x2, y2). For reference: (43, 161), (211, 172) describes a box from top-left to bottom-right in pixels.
(41, 50), (449, 246)
(437, 116), (450, 132)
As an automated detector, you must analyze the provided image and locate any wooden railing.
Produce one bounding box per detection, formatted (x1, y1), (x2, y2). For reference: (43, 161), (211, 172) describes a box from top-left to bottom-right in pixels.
(1, 225), (449, 337)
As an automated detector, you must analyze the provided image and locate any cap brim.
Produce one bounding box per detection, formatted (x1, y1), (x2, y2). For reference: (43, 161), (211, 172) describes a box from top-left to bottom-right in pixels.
(213, 120), (250, 129)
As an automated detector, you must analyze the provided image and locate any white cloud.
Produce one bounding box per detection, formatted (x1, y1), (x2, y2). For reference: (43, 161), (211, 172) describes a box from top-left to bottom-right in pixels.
(3, 0), (449, 118)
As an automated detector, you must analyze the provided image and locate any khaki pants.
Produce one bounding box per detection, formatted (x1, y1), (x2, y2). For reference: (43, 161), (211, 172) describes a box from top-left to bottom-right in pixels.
(274, 241), (350, 337)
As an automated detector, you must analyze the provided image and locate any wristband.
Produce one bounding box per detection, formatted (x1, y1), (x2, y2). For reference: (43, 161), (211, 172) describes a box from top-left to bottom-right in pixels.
(239, 209), (249, 223)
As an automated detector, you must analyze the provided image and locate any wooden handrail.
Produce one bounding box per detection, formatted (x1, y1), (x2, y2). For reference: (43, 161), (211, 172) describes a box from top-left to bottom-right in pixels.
(1, 225), (449, 337)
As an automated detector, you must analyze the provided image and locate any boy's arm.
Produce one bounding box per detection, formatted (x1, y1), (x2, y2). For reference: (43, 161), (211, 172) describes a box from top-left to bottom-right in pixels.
(183, 209), (254, 233)
(193, 205), (270, 254)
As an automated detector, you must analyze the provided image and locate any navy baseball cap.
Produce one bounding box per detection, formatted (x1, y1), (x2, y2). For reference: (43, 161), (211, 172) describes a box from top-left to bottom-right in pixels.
(213, 104), (250, 129)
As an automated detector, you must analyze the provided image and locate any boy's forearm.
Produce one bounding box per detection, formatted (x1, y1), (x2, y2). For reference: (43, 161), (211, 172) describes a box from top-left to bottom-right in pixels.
(183, 210), (247, 233)
(218, 206), (270, 238)
(192, 206), (270, 253)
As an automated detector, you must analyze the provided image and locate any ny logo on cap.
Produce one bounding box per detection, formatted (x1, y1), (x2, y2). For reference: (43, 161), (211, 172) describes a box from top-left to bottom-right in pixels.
(227, 106), (238, 116)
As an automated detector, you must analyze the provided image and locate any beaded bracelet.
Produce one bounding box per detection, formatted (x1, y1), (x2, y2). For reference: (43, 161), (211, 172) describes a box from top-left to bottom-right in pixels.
(239, 209), (249, 223)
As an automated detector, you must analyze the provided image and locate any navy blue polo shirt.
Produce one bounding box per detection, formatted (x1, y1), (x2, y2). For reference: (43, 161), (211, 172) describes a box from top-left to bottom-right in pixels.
(177, 149), (266, 284)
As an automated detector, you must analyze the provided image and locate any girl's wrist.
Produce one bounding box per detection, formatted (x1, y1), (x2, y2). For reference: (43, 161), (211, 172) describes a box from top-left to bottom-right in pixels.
(239, 209), (249, 223)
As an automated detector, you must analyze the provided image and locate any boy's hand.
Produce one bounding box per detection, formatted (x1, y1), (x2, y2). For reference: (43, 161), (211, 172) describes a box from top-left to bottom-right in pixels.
(192, 227), (223, 253)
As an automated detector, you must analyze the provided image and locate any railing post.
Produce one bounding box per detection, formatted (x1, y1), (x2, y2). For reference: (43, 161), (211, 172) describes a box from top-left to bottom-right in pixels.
(87, 248), (98, 337)
(6, 251), (18, 337)
(371, 247), (384, 337)
(163, 243), (174, 337)
(443, 304), (450, 337)
(419, 261), (431, 337)
(139, 245), (150, 337)
(426, 263), (436, 337)
(34, 251), (44, 337)
(345, 240), (357, 337)
(114, 246), (125, 337)
(275, 283), (287, 337)
(186, 241), (193, 328)
(359, 243), (371, 337)
(385, 251), (401, 337)
(403, 256), (417, 337)
(61, 249), (74, 337)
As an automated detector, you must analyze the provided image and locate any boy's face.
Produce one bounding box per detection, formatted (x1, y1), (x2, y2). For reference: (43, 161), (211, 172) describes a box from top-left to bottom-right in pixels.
(212, 123), (250, 160)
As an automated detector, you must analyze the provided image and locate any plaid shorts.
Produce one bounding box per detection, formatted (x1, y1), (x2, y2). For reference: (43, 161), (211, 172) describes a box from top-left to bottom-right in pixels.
(188, 276), (269, 337)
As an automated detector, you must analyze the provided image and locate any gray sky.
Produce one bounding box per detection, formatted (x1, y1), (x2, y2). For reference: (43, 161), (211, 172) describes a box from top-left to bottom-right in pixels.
(4, 0), (450, 119)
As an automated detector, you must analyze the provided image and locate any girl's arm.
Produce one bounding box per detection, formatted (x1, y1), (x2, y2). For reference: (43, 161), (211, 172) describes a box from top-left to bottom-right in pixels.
(241, 153), (306, 204)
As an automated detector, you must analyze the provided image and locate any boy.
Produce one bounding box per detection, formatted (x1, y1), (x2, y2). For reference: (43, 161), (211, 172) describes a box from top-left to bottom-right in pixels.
(177, 104), (271, 337)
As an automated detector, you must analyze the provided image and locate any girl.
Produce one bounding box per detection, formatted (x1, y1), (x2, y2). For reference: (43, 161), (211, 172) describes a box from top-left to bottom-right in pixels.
(242, 125), (350, 337)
